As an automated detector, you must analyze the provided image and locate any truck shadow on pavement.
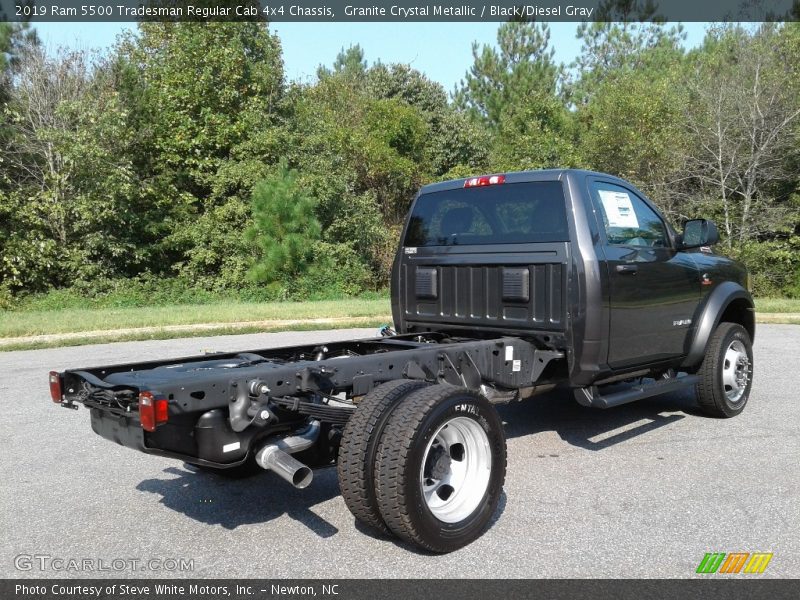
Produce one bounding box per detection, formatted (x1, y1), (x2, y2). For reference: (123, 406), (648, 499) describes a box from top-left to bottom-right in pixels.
(135, 388), (697, 543)
(136, 463), (508, 552)
(136, 464), (342, 536)
(499, 386), (697, 451)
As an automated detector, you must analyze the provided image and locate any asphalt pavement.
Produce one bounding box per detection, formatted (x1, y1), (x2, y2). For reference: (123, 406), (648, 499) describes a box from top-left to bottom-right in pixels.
(1, 325), (798, 578)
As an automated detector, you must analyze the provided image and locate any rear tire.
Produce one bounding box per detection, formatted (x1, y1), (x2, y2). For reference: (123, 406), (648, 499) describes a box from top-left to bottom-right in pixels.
(337, 379), (430, 535)
(696, 322), (753, 418)
(374, 384), (506, 553)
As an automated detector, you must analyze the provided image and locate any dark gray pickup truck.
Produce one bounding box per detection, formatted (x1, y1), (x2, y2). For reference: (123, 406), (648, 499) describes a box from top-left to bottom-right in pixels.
(50, 169), (754, 552)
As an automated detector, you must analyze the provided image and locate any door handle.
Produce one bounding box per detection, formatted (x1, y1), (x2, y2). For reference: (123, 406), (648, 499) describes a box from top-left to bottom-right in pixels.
(616, 264), (638, 275)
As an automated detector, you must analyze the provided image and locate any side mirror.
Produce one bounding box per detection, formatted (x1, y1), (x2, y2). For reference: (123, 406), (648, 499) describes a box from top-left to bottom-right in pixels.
(681, 219), (719, 249)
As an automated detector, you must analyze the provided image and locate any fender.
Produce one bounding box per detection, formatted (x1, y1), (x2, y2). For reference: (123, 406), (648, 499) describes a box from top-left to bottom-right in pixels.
(681, 281), (754, 369)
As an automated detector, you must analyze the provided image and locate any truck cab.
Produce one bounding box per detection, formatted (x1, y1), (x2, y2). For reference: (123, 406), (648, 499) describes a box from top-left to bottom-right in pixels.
(392, 169), (754, 388)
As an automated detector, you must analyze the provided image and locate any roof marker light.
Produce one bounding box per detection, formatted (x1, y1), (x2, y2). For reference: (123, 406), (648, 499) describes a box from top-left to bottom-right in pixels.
(464, 174), (506, 188)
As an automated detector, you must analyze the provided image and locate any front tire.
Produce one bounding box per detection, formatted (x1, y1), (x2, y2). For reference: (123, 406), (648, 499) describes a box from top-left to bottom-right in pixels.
(696, 322), (753, 418)
(374, 384), (506, 553)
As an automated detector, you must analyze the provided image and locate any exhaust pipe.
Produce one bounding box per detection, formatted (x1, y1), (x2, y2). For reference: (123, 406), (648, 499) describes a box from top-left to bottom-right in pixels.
(257, 448), (313, 489)
(254, 420), (320, 489)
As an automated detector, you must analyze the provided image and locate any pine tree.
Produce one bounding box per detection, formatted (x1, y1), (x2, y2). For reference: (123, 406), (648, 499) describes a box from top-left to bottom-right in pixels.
(246, 161), (321, 285)
(454, 22), (559, 129)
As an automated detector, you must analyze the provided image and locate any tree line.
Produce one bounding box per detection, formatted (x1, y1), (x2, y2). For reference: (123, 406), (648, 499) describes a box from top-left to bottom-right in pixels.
(0, 18), (798, 308)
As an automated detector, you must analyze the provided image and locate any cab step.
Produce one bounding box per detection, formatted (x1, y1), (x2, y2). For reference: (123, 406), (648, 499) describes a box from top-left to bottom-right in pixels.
(575, 374), (700, 409)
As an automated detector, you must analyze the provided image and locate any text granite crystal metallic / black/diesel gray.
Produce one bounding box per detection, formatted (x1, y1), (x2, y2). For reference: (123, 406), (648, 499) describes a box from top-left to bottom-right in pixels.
(51, 169), (755, 553)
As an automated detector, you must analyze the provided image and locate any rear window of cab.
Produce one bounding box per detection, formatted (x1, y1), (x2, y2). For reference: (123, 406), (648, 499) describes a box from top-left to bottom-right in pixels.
(404, 181), (568, 247)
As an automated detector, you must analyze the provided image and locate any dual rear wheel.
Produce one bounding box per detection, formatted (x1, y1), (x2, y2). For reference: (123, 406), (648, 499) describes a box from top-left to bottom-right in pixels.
(337, 381), (506, 553)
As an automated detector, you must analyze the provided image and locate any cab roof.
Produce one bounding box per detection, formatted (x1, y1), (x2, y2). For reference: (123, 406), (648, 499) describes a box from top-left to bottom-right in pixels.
(418, 169), (627, 195)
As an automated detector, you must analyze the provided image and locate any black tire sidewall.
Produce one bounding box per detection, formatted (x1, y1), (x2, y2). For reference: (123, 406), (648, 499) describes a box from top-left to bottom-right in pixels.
(359, 381), (429, 507)
(401, 391), (506, 550)
(338, 379), (430, 533)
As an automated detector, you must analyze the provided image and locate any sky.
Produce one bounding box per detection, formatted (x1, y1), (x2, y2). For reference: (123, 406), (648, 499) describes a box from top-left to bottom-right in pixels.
(32, 21), (710, 92)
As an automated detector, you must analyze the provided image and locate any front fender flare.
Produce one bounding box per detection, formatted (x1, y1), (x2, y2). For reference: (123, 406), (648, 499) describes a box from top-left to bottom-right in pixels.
(681, 281), (754, 369)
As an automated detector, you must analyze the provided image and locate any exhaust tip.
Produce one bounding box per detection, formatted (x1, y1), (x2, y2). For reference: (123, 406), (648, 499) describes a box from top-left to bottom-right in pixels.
(292, 467), (313, 489)
(256, 446), (315, 489)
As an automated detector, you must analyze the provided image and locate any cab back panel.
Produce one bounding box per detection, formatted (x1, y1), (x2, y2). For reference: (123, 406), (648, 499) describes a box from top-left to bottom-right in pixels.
(398, 243), (569, 334)
(393, 179), (571, 337)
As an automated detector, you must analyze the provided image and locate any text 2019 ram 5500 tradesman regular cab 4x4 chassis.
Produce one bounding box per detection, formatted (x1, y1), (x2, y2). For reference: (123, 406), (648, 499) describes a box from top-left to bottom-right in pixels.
(50, 170), (755, 553)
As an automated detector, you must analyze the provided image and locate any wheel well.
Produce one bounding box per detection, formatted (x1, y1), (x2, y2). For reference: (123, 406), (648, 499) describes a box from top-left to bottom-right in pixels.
(719, 298), (755, 341)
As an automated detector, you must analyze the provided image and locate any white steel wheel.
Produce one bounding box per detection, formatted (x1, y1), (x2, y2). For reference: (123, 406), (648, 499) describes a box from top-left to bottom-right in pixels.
(722, 339), (750, 403)
(419, 416), (492, 523)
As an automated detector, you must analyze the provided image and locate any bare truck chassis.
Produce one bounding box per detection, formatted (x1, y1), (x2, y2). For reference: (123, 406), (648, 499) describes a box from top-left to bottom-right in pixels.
(57, 332), (563, 469)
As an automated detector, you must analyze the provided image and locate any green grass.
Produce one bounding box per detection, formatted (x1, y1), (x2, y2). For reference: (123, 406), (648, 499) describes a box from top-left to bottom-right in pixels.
(0, 297), (391, 338)
(1, 294), (796, 352)
(754, 297), (800, 313)
(0, 318), (389, 352)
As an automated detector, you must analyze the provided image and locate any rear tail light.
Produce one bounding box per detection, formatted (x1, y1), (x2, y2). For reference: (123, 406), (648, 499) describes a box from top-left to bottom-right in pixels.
(49, 371), (63, 403)
(139, 391), (169, 432)
(155, 396), (169, 423)
(464, 174), (505, 188)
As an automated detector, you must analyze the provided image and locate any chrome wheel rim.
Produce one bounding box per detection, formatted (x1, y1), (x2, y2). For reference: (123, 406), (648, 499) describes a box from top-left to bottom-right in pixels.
(419, 416), (492, 524)
(722, 340), (750, 403)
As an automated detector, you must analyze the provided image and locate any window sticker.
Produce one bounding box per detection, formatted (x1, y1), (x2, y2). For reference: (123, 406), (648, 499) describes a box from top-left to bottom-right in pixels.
(598, 189), (640, 229)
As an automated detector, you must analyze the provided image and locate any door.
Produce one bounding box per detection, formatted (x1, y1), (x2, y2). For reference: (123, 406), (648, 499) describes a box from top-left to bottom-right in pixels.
(589, 180), (700, 368)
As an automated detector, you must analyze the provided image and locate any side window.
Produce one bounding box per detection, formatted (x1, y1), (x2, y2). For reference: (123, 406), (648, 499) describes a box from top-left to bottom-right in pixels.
(591, 182), (668, 248)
